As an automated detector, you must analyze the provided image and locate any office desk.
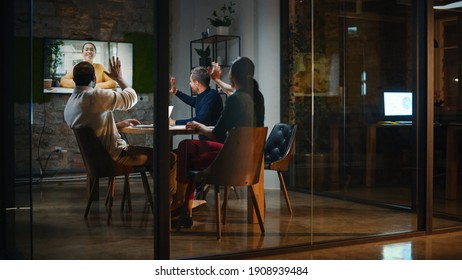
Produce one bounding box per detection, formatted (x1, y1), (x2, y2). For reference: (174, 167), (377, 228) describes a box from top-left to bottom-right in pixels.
(331, 123), (460, 199)
(330, 123), (412, 188)
(119, 125), (265, 224)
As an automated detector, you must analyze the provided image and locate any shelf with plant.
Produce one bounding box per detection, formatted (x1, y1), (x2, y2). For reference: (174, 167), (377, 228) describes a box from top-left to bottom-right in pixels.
(194, 45), (211, 67)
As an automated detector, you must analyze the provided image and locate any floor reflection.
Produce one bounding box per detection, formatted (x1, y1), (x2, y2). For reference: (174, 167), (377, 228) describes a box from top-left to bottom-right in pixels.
(30, 176), (462, 259)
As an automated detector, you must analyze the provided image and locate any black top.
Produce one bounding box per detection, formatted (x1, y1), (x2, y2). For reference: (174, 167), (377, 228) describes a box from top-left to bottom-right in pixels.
(212, 88), (265, 143)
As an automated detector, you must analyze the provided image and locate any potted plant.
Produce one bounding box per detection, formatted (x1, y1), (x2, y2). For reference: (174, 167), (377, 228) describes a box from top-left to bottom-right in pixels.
(208, 1), (236, 35)
(43, 39), (64, 87)
(194, 46), (211, 66)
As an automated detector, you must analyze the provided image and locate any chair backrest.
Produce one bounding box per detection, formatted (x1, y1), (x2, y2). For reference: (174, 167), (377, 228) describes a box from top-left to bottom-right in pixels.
(198, 127), (268, 186)
(264, 123), (297, 171)
(73, 127), (134, 178)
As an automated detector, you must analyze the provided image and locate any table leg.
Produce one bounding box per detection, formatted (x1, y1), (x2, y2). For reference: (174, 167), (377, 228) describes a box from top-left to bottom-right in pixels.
(366, 125), (377, 187)
(446, 126), (459, 199)
(330, 125), (340, 189)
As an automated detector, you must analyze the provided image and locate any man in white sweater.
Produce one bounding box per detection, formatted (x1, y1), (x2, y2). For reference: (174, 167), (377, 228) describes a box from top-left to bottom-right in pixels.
(64, 57), (177, 196)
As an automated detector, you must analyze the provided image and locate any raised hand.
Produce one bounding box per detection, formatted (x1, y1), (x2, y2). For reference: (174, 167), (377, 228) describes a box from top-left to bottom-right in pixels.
(104, 56), (129, 89)
(207, 62), (222, 81)
(104, 56), (123, 80)
(169, 77), (177, 94)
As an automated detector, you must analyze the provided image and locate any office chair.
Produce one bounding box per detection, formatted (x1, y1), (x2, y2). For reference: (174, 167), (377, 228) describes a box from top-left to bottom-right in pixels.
(263, 123), (297, 215)
(73, 127), (152, 224)
(177, 126), (268, 240)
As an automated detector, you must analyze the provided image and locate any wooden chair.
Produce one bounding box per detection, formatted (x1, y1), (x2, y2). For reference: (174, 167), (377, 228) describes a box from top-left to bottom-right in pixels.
(73, 127), (152, 224)
(221, 123), (297, 219)
(263, 123), (297, 215)
(178, 126), (268, 240)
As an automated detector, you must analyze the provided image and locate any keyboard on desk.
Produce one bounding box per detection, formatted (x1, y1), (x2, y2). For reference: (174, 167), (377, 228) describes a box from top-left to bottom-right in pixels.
(396, 121), (412, 125)
(377, 120), (412, 125)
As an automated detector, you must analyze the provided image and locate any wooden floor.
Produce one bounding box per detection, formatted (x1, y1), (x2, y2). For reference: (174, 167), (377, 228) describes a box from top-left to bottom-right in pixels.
(26, 176), (462, 259)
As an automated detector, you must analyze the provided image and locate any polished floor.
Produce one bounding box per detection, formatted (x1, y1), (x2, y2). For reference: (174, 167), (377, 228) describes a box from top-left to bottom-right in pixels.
(253, 231), (462, 260)
(24, 175), (462, 259)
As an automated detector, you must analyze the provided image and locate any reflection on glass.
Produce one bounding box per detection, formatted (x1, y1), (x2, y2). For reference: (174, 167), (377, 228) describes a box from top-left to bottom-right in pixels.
(382, 242), (412, 260)
(287, 0), (419, 245)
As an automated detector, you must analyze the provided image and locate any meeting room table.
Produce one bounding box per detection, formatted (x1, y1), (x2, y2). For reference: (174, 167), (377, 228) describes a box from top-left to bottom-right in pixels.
(119, 124), (265, 224)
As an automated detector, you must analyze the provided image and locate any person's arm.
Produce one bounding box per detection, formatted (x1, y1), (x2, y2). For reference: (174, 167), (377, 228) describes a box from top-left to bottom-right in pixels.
(185, 121), (216, 141)
(97, 57), (137, 111)
(95, 64), (117, 89)
(207, 62), (234, 96)
(116, 119), (141, 128)
(170, 76), (197, 106)
(175, 90), (196, 107)
(60, 67), (75, 88)
(213, 78), (234, 96)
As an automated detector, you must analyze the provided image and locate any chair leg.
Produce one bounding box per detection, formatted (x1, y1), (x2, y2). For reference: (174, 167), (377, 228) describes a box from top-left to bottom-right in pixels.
(105, 180), (112, 207)
(222, 186), (230, 224)
(86, 175), (91, 198)
(121, 174), (132, 213)
(107, 177), (116, 224)
(232, 186), (240, 199)
(140, 171), (153, 213)
(200, 184), (211, 200)
(84, 177), (99, 218)
(215, 185), (222, 240)
(278, 171), (293, 215)
(87, 176), (99, 201)
(248, 185), (265, 234)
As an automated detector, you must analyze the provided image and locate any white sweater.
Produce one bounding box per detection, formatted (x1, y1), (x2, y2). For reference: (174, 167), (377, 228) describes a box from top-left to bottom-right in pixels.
(64, 86), (138, 159)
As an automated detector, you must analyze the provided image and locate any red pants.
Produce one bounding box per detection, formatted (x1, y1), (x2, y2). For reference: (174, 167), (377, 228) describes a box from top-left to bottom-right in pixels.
(176, 140), (224, 200)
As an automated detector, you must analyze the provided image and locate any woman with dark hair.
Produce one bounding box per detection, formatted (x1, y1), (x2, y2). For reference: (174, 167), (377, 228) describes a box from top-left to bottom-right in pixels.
(171, 56), (265, 228)
(61, 42), (117, 89)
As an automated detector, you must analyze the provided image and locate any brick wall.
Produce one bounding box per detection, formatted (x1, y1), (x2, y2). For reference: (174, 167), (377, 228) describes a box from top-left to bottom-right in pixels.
(15, 0), (155, 176)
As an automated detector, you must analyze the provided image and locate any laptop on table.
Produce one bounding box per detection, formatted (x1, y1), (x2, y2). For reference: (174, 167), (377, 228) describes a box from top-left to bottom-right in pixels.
(134, 106), (174, 128)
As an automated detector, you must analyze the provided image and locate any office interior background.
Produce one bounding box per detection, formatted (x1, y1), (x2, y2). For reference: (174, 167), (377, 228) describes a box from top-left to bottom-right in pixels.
(1, 0), (462, 259)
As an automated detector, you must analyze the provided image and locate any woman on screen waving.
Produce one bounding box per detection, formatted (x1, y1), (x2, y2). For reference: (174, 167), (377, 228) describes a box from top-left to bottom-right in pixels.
(60, 42), (117, 89)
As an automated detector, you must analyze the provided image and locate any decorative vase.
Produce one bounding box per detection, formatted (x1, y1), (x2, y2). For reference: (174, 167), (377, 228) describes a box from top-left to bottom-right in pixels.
(215, 26), (230, 35)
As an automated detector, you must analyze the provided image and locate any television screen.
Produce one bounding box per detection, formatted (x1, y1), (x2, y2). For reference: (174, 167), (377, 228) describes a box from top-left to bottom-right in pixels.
(43, 39), (133, 94)
(383, 91), (413, 117)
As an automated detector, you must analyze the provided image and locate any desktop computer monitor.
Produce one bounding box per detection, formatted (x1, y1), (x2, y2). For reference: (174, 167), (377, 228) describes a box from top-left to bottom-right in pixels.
(378, 91), (413, 125)
(383, 91), (413, 117)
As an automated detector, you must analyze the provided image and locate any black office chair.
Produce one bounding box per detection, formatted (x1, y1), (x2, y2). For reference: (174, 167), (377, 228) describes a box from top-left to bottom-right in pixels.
(263, 123), (297, 215)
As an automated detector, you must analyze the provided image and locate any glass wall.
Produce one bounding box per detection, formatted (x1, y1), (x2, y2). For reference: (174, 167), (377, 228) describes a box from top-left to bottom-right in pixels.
(5, 0), (33, 259)
(432, 4), (462, 229)
(285, 0), (420, 244)
(6, 0), (462, 260)
(25, 0), (161, 259)
(168, 0), (423, 258)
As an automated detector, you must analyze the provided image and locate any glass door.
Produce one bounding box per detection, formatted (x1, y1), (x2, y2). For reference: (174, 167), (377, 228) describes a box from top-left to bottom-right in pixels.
(432, 2), (462, 229)
(286, 0), (420, 245)
(4, 0), (34, 259)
